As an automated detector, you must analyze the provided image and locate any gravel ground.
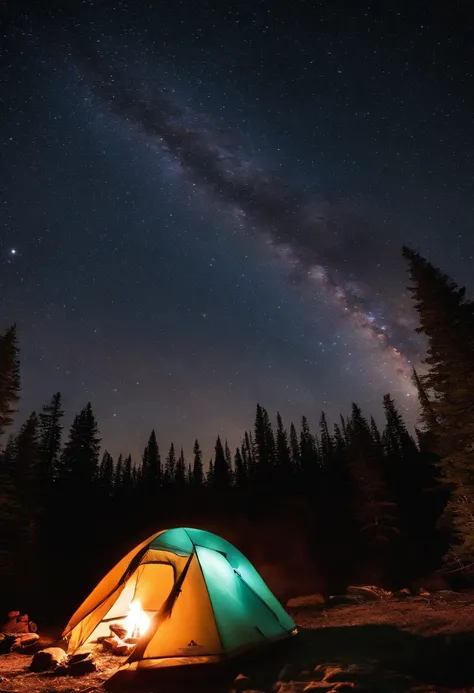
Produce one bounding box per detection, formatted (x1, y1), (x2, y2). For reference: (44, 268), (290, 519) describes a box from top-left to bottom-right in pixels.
(1, 591), (474, 693)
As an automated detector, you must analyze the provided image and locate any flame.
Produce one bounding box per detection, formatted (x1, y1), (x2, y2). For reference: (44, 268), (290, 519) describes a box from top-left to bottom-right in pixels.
(124, 600), (150, 639)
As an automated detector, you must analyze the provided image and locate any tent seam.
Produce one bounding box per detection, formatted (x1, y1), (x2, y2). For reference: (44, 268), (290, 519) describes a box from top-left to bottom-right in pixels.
(193, 545), (226, 654)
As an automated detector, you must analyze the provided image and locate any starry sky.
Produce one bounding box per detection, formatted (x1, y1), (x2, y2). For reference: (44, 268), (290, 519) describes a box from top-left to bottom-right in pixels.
(1, 0), (473, 461)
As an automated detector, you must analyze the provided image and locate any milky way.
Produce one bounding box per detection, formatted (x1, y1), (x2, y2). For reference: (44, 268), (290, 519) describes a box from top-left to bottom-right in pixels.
(81, 57), (422, 388)
(4, 1), (473, 460)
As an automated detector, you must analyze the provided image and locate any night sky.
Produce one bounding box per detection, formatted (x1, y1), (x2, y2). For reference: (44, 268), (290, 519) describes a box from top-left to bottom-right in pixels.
(1, 1), (473, 461)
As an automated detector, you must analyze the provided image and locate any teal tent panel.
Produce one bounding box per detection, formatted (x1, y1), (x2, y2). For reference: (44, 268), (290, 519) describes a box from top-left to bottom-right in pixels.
(196, 545), (289, 652)
(185, 528), (295, 634)
(150, 528), (193, 555)
(233, 555), (296, 632)
(196, 545), (267, 652)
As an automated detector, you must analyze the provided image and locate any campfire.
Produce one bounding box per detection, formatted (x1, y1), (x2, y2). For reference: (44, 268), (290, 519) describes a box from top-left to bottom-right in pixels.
(100, 600), (150, 656)
(123, 600), (150, 639)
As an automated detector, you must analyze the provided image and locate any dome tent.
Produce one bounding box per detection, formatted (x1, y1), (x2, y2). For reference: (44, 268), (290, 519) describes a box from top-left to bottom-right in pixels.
(63, 527), (297, 680)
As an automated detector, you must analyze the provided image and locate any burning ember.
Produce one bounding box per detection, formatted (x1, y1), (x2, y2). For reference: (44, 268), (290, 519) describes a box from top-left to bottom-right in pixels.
(123, 600), (150, 639)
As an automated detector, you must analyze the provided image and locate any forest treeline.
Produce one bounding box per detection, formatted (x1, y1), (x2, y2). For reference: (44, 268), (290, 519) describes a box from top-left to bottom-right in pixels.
(0, 246), (473, 621)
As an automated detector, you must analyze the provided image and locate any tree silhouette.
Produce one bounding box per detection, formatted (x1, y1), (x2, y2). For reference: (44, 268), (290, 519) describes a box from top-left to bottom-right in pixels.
(38, 392), (64, 490)
(403, 245), (474, 570)
(192, 439), (204, 486)
(0, 324), (20, 439)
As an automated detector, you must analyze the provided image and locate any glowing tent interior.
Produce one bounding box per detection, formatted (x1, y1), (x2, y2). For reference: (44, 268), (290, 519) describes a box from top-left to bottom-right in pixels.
(62, 527), (297, 680)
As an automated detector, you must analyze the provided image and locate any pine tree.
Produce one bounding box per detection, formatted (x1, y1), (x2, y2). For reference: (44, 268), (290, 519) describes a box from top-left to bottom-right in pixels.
(38, 392), (64, 488)
(0, 324), (20, 439)
(121, 454), (133, 491)
(114, 454), (124, 490)
(289, 422), (300, 473)
(142, 430), (161, 491)
(15, 412), (41, 509)
(192, 440), (204, 486)
(14, 413), (42, 596)
(213, 436), (231, 487)
(346, 403), (398, 545)
(319, 411), (333, 468)
(0, 436), (20, 583)
(254, 404), (276, 486)
(412, 368), (438, 433)
(276, 412), (292, 486)
(175, 448), (186, 487)
(164, 443), (176, 485)
(234, 447), (247, 488)
(300, 415), (318, 485)
(206, 458), (214, 485)
(242, 431), (255, 481)
(98, 451), (114, 495)
(58, 402), (101, 494)
(403, 246), (474, 568)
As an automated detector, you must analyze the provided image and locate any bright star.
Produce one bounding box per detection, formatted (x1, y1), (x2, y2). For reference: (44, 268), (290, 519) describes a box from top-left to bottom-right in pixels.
(10, 248), (17, 255)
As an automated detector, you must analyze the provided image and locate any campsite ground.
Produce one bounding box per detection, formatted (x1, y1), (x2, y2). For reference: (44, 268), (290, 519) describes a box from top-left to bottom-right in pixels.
(2, 590), (474, 693)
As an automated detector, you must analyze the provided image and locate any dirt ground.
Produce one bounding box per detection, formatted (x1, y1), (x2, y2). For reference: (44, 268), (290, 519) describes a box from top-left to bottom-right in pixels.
(2, 591), (474, 693)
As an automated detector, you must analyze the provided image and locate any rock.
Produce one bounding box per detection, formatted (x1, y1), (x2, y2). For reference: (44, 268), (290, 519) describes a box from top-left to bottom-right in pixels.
(324, 663), (375, 683)
(10, 632), (39, 650)
(2, 616), (28, 633)
(287, 594), (325, 608)
(346, 585), (392, 601)
(113, 642), (134, 656)
(68, 650), (93, 665)
(67, 654), (97, 675)
(102, 635), (121, 651)
(30, 647), (67, 672)
(233, 673), (253, 691)
(109, 623), (127, 639)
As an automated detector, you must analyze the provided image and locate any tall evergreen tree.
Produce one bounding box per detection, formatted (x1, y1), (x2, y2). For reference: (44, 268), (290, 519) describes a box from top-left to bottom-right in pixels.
(114, 454), (124, 490)
(276, 412), (292, 485)
(242, 431), (255, 481)
(175, 447), (186, 487)
(206, 458), (214, 486)
(300, 415), (318, 485)
(0, 324), (20, 439)
(403, 246), (474, 569)
(319, 411), (333, 468)
(142, 429), (161, 491)
(164, 443), (176, 485)
(192, 439), (204, 486)
(38, 392), (64, 487)
(121, 454), (133, 491)
(58, 402), (101, 494)
(213, 436), (230, 487)
(254, 404), (276, 485)
(0, 436), (20, 584)
(346, 403), (398, 546)
(98, 450), (114, 495)
(289, 422), (300, 472)
(12, 413), (42, 599)
(234, 447), (247, 488)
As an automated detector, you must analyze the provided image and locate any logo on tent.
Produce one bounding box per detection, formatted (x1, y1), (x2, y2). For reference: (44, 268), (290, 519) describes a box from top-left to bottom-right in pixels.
(187, 640), (199, 647)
